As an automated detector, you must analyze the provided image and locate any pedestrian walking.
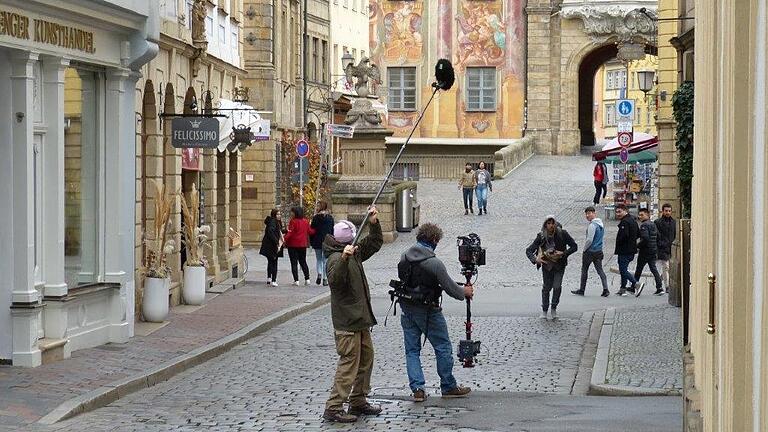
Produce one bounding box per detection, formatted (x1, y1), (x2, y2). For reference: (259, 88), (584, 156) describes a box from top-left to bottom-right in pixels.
(323, 208), (383, 423)
(572, 206), (609, 297)
(633, 208), (663, 297)
(283, 206), (314, 286)
(654, 203), (677, 294)
(397, 223), (474, 402)
(526, 215), (578, 319)
(310, 201), (335, 286)
(458, 163), (477, 215)
(614, 204), (640, 296)
(593, 158), (609, 204)
(259, 208), (284, 286)
(474, 161), (493, 215)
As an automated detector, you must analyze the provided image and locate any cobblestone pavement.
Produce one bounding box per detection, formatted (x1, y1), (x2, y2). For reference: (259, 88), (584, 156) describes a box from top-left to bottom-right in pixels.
(606, 305), (683, 390)
(22, 155), (682, 432)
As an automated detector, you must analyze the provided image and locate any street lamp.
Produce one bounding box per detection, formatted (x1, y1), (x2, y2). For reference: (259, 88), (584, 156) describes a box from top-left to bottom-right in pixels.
(637, 70), (656, 94)
(341, 51), (355, 71)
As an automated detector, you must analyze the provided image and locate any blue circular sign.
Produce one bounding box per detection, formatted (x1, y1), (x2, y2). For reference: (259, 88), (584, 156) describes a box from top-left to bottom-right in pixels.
(296, 139), (310, 158)
(618, 100), (633, 116)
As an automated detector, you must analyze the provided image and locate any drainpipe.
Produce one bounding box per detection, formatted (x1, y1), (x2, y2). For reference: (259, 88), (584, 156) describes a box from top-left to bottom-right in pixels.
(303, 0), (308, 134)
(522, 2), (529, 137)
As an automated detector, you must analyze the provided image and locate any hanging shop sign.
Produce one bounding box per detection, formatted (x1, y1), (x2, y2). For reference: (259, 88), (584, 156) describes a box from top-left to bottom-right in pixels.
(171, 117), (220, 149)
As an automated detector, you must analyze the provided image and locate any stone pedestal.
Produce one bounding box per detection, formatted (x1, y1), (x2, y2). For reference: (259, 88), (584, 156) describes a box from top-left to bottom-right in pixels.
(331, 102), (397, 242)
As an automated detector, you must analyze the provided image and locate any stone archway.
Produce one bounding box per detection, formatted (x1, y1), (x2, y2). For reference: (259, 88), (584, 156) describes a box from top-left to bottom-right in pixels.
(577, 44), (618, 147)
(525, 1), (658, 155)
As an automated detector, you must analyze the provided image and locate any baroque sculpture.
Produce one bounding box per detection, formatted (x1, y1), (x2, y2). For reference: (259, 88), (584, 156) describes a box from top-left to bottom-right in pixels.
(191, 0), (207, 44)
(344, 57), (381, 98)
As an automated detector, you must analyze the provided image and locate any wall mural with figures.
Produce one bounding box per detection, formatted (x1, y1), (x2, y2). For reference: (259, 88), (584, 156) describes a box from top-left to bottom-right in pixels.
(369, 0), (525, 139)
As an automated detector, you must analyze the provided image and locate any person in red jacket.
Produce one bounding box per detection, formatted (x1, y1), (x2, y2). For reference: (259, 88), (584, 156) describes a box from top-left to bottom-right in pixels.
(592, 157), (608, 204)
(284, 206), (315, 285)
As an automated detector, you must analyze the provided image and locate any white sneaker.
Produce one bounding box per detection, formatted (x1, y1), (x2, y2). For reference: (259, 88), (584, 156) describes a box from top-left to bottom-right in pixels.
(550, 309), (558, 320)
(304, 279), (310, 286)
(293, 281), (300, 286)
(271, 281), (278, 287)
(539, 312), (548, 319)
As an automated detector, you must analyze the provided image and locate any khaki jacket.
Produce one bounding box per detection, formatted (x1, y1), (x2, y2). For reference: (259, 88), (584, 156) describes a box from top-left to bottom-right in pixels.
(459, 170), (476, 188)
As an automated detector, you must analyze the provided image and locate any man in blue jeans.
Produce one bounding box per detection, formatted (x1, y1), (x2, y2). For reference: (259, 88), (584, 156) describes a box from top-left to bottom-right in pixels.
(397, 223), (474, 402)
(614, 204), (640, 296)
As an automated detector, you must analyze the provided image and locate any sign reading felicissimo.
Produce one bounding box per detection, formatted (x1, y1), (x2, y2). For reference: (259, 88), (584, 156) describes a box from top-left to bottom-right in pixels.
(171, 118), (220, 149)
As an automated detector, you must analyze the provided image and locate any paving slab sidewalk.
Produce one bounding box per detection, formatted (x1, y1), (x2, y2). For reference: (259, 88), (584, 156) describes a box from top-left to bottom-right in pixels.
(590, 305), (683, 396)
(0, 253), (329, 429)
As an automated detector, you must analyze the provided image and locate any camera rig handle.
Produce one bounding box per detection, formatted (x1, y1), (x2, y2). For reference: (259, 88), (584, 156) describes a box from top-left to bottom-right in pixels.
(462, 270), (476, 368)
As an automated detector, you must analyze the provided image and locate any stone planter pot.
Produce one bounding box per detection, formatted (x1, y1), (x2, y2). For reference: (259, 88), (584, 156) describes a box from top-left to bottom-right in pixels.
(142, 277), (169, 322)
(183, 265), (207, 305)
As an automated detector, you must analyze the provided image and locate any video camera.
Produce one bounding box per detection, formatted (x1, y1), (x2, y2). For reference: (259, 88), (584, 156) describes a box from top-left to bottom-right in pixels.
(456, 233), (485, 367)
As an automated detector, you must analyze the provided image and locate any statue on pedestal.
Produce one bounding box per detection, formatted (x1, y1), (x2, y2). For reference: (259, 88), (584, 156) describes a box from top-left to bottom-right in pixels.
(344, 57), (381, 98)
(191, 0), (208, 44)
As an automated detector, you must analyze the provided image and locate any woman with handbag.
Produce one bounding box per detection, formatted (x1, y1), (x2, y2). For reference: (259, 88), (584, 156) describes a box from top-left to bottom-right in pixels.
(284, 206), (315, 286)
(259, 208), (284, 286)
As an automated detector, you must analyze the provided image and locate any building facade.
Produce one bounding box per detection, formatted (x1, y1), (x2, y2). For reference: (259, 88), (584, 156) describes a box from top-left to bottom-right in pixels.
(134, 0), (246, 318)
(330, 0), (368, 82)
(0, 0), (158, 366)
(687, 1), (768, 430)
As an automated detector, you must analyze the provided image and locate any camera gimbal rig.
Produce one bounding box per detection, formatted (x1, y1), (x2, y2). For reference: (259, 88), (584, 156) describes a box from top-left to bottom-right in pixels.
(457, 234), (485, 368)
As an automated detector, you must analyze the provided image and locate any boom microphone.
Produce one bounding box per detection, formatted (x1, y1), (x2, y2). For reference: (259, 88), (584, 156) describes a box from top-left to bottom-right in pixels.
(433, 59), (455, 91)
(350, 59), (453, 246)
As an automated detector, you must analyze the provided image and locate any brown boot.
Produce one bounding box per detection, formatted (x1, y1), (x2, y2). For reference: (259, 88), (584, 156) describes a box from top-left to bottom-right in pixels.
(441, 386), (471, 398)
(349, 403), (382, 416)
(322, 409), (358, 423)
(413, 389), (426, 402)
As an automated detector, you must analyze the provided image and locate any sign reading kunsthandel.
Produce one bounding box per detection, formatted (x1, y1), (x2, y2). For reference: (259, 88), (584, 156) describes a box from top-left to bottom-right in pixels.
(171, 118), (220, 149)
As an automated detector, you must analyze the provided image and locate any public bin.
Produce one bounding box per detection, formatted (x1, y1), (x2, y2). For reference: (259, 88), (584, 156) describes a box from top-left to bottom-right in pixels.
(395, 181), (417, 232)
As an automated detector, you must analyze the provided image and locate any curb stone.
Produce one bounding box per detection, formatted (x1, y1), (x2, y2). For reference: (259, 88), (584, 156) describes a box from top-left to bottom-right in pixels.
(37, 292), (331, 425)
(588, 307), (682, 396)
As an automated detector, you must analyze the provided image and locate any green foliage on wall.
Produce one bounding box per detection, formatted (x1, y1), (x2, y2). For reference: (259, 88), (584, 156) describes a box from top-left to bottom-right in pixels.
(673, 81), (694, 218)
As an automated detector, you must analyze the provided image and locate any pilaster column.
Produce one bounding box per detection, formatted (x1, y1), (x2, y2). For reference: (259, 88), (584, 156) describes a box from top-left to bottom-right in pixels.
(10, 51), (39, 305)
(41, 56), (70, 298)
(525, 2), (556, 154)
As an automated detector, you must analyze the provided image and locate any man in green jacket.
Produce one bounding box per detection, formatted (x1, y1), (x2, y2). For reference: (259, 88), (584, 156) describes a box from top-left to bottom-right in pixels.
(322, 207), (383, 423)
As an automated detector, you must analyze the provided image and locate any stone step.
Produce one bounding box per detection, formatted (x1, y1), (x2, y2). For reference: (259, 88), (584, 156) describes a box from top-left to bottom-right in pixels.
(39, 338), (69, 365)
(206, 277), (245, 294)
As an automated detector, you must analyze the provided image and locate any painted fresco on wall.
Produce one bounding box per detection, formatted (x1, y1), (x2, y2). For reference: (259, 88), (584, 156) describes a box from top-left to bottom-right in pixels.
(455, 1), (505, 68)
(369, 0), (423, 65)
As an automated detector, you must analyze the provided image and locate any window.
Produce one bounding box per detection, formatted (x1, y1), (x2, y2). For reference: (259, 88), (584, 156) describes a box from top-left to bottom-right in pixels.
(333, 44), (338, 75)
(635, 107), (642, 125)
(312, 37), (319, 81)
(186, 0), (193, 28)
(466, 67), (496, 111)
(605, 103), (616, 126)
(163, 0), (178, 19)
(231, 25), (238, 50)
(388, 67), (416, 111)
(361, 49), (366, 59)
(343, 0), (348, 8)
(352, 0), (357, 11)
(606, 71), (614, 90)
(352, 48), (356, 62)
(64, 67), (102, 287)
(206, 15), (214, 38)
(322, 40), (328, 83)
(218, 13), (226, 45)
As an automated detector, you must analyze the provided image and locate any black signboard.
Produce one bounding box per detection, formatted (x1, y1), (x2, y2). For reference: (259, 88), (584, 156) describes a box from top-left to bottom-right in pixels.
(171, 117), (220, 148)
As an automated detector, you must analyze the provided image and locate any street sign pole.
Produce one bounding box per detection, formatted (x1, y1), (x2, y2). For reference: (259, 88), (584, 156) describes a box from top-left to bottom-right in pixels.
(300, 163), (304, 208)
(295, 138), (310, 208)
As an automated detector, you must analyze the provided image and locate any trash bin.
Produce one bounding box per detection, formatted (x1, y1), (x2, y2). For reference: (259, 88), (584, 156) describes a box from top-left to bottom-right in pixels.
(412, 202), (420, 227)
(396, 188), (414, 232)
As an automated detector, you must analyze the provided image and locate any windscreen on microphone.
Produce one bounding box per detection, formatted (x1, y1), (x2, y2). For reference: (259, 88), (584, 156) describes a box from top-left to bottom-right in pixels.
(434, 59), (455, 91)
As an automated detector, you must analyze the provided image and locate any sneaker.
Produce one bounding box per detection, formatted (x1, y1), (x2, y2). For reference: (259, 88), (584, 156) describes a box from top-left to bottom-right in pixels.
(322, 409), (358, 423)
(305, 279), (311, 286)
(349, 403), (382, 416)
(616, 289), (628, 296)
(601, 289), (610, 297)
(322, 279), (328, 286)
(470, 208), (474, 214)
(483, 208), (488, 215)
(539, 311), (548, 319)
(626, 285), (636, 293)
(465, 209), (469, 215)
(442, 386), (471, 398)
(271, 281), (278, 287)
(413, 389), (426, 402)
(293, 281), (300, 286)
(316, 276), (322, 285)
(571, 290), (585, 296)
(266, 280), (271, 285)
(635, 282), (646, 297)
(654, 288), (665, 296)
(550, 309), (558, 320)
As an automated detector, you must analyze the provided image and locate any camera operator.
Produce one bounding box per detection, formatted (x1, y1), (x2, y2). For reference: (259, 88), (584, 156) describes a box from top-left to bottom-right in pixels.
(397, 223), (474, 402)
(322, 208), (383, 424)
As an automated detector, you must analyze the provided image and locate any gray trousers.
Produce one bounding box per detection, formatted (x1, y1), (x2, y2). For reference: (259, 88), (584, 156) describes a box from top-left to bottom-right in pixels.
(580, 250), (608, 293)
(542, 267), (565, 312)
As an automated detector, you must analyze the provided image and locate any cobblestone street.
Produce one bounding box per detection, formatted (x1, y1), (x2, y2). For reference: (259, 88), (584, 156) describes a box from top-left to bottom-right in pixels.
(29, 155), (682, 432)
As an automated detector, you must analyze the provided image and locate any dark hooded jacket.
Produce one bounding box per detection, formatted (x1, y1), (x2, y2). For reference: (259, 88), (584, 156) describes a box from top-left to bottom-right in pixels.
(637, 218), (659, 259)
(397, 244), (466, 308)
(310, 212), (335, 250)
(654, 216), (676, 261)
(259, 216), (282, 259)
(323, 221), (383, 332)
(615, 213), (640, 256)
(525, 218), (578, 271)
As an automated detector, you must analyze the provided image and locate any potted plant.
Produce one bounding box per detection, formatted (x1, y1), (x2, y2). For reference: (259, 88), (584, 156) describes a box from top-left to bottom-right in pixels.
(141, 180), (175, 322)
(180, 183), (210, 305)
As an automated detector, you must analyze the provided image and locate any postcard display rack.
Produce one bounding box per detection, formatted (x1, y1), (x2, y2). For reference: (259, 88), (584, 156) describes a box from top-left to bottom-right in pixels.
(608, 162), (659, 217)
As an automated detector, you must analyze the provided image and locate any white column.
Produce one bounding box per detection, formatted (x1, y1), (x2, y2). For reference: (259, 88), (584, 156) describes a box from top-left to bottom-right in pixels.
(41, 56), (70, 299)
(9, 50), (42, 367)
(10, 51), (39, 305)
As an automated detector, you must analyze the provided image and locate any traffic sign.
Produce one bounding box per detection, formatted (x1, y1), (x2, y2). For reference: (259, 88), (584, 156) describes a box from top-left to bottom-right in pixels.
(296, 139), (310, 158)
(619, 148), (629, 164)
(291, 157), (309, 183)
(617, 121), (633, 133)
(617, 132), (633, 148)
(326, 124), (355, 138)
(617, 99), (634, 119)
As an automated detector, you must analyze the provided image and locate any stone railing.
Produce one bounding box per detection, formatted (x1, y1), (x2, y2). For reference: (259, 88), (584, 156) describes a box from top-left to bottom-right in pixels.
(493, 136), (534, 178)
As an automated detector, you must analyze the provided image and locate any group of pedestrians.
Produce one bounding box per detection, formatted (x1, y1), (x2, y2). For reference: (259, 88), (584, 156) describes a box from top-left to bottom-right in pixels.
(458, 162), (493, 215)
(525, 202), (677, 319)
(258, 201), (336, 286)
